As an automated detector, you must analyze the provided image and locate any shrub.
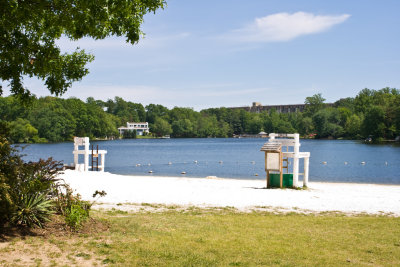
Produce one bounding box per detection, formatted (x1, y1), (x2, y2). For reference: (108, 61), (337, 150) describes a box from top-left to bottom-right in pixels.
(54, 183), (106, 230)
(1, 126), (105, 229)
(53, 183), (90, 216)
(11, 193), (54, 228)
(65, 204), (89, 230)
(0, 128), (63, 228)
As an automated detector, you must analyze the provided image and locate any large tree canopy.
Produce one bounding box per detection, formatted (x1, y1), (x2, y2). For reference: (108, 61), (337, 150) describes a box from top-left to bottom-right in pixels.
(0, 0), (165, 100)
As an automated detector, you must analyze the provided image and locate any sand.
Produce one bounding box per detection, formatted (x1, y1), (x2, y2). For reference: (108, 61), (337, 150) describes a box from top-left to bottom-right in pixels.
(58, 170), (400, 216)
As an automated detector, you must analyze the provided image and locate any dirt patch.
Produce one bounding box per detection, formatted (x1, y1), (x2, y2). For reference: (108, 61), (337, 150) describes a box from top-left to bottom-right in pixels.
(0, 215), (109, 241)
(0, 215), (110, 266)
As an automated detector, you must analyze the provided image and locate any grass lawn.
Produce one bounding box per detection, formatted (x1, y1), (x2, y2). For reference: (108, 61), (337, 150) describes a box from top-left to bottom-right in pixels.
(1, 208), (399, 266)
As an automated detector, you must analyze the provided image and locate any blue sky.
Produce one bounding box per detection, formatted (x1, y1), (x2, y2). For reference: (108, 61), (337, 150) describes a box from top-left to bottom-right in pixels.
(13, 0), (400, 110)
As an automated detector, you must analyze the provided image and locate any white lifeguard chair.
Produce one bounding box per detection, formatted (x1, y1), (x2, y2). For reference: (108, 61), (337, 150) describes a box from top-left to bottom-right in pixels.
(73, 137), (107, 172)
(261, 133), (310, 188)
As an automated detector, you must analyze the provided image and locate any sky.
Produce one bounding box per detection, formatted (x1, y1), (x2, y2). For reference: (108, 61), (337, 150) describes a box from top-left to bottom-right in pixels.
(6, 0), (400, 110)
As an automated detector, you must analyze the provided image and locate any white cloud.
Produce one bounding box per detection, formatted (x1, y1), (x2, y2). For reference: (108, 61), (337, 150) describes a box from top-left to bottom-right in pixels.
(56, 32), (191, 52)
(225, 12), (350, 43)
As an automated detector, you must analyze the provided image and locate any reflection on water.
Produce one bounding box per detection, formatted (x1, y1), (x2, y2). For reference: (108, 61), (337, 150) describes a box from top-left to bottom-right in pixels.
(20, 138), (400, 184)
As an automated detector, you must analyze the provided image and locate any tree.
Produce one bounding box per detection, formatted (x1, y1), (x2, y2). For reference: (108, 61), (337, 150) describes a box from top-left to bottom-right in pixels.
(298, 117), (314, 135)
(9, 118), (41, 143)
(0, 0), (166, 100)
(304, 93), (326, 116)
(152, 118), (172, 137)
(362, 105), (386, 140)
(146, 104), (169, 124)
(312, 109), (329, 138)
(123, 129), (137, 139)
(172, 119), (194, 138)
(248, 115), (263, 134)
(334, 97), (355, 111)
(345, 114), (362, 139)
(354, 88), (374, 114)
(28, 97), (76, 142)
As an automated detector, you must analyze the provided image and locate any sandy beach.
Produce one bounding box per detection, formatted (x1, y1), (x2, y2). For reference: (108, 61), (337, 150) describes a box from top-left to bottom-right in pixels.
(59, 170), (400, 216)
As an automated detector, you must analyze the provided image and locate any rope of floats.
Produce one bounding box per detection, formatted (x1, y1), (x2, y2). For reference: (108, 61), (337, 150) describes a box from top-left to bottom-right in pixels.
(133, 160), (391, 175)
(135, 160), (390, 167)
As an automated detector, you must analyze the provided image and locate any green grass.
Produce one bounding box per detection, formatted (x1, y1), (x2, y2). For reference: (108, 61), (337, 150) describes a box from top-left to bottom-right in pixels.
(90, 210), (400, 266)
(135, 135), (156, 139)
(2, 210), (400, 266)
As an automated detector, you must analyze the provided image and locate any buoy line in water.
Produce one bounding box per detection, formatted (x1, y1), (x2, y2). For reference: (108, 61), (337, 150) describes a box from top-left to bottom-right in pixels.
(319, 161), (391, 166)
(132, 160), (393, 178)
(134, 160), (262, 166)
(132, 160), (260, 176)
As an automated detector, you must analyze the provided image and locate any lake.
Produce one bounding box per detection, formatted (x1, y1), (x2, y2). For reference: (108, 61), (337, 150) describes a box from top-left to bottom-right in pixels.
(20, 138), (400, 185)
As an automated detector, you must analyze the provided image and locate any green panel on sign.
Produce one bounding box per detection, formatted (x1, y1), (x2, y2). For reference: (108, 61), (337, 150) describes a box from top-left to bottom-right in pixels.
(269, 173), (293, 188)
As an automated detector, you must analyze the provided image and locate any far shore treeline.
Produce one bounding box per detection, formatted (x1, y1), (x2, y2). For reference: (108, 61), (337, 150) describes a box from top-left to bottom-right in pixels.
(1, 87), (399, 143)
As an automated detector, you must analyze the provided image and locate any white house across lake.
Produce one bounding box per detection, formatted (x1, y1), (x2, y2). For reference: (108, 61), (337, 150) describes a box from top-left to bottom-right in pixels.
(118, 122), (150, 136)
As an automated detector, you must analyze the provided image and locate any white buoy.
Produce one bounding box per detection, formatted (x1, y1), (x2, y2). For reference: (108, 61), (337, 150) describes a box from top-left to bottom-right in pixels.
(148, 163), (151, 166)
(168, 162), (172, 165)
(361, 162), (366, 165)
(344, 162), (348, 165)
(385, 162), (388, 166)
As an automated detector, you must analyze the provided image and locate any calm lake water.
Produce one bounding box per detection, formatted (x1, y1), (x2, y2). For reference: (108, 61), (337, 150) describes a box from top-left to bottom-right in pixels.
(20, 138), (400, 185)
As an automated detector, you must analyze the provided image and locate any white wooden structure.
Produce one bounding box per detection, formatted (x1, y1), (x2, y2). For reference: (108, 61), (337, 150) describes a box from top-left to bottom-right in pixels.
(262, 133), (310, 187)
(260, 142), (283, 188)
(73, 137), (107, 172)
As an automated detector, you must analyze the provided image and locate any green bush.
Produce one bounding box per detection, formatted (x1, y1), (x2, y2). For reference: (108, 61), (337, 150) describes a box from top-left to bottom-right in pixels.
(65, 204), (89, 230)
(11, 193), (54, 228)
(54, 183), (106, 230)
(0, 126), (62, 228)
(53, 183), (91, 213)
(1, 123), (106, 230)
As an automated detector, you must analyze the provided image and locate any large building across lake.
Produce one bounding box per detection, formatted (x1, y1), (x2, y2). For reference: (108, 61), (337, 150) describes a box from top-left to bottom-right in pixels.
(118, 122), (150, 136)
(229, 102), (333, 113)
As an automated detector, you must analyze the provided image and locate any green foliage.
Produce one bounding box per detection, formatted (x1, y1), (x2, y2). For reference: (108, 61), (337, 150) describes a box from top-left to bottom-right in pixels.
(152, 117), (172, 137)
(362, 105), (386, 141)
(345, 114), (362, 139)
(0, 120), (106, 230)
(304, 93), (326, 116)
(123, 129), (137, 139)
(1, 87), (400, 142)
(53, 183), (90, 217)
(65, 204), (89, 230)
(53, 183), (92, 230)
(172, 119), (194, 138)
(9, 118), (41, 143)
(0, 132), (63, 227)
(11, 193), (54, 228)
(0, 95), (119, 142)
(0, 0), (166, 100)
(53, 184), (106, 230)
(146, 104), (170, 124)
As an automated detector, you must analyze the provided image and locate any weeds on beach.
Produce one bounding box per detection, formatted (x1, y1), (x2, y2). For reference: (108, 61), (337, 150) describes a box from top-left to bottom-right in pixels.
(1, 209), (400, 266)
